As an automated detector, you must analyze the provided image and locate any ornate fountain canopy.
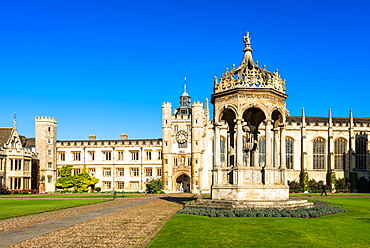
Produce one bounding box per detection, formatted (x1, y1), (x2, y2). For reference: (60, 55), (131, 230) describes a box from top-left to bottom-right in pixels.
(214, 32), (286, 94)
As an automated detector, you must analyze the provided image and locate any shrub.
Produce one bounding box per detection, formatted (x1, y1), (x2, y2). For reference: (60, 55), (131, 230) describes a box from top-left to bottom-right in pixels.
(0, 183), (10, 195)
(288, 180), (303, 193)
(357, 177), (370, 193)
(326, 171), (336, 191)
(95, 187), (101, 192)
(349, 172), (358, 191)
(21, 189), (33, 194)
(146, 178), (163, 194)
(299, 171), (309, 191)
(335, 178), (348, 192)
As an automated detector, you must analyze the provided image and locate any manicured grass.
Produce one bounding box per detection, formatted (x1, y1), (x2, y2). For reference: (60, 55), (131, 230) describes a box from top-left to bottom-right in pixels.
(290, 193), (370, 197)
(0, 199), (110, 219)
(0, 194), (144, 198)
(122, 194), (145, 198)
(148, 198), (370, 247)
(201, 193), (370, 198)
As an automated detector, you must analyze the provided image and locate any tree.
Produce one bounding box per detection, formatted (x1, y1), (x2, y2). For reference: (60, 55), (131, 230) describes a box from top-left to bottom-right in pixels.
(55, 165), (74, 190)
(73, 166), (99, 192)
(55, 165), (99, 192)
(146, 178), (163, 194)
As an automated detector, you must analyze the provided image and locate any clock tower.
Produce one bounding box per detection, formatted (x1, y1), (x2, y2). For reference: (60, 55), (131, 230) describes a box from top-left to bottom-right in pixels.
(162, 85), (212, 193)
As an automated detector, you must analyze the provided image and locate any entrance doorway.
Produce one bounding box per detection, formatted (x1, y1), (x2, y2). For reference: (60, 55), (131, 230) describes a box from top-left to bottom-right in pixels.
(176, 174), (190, 193)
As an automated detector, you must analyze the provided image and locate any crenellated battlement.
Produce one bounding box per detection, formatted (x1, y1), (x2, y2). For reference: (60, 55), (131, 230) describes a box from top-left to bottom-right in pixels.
(192, 101), (203, 107)
(35, 116), (57, 122)
(162, 102), (172, 107)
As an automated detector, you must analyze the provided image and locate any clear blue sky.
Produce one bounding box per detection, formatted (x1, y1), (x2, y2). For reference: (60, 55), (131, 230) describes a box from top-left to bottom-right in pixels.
(1, 0), (369, 140)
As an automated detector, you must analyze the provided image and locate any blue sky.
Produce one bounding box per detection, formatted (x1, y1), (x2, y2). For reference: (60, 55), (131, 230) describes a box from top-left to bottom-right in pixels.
(1, 0), (369, 140)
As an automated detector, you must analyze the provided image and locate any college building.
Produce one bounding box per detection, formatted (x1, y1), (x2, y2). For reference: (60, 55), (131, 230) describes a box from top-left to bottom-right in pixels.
(1, 33), (369, 193)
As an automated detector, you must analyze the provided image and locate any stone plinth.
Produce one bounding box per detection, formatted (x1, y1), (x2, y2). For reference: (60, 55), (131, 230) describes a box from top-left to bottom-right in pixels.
(211, 184), (289, 201)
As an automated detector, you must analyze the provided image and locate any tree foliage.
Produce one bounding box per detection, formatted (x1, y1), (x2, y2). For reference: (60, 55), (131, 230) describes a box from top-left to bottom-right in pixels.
(299, 171), (309, 191)
(55, 165), (99, 192)
(74, 166), (99, 192)
(0, 183), (10, 195)
(55, 165), (74, 190)
(146, 178), (164, 194)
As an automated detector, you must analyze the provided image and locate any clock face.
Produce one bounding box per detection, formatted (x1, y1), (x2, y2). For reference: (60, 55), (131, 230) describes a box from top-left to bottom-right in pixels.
(175, 130), (188, 144)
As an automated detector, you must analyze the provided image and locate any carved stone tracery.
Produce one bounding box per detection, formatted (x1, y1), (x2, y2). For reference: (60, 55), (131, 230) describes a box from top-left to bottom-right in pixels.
(214, 32), (286, 95)
(214, 92), (286, 105)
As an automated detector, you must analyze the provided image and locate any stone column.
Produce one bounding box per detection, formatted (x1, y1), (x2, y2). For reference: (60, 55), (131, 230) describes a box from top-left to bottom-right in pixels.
(213, 122), (222, 185)
(349, 110), (354, 172)
(328, 109), (334, 172)
(253, 144), (259, 167)
(214, 123), (221, 168)
(280, 125), (287, 184)
(227, 131), (230, 168)
(265, 119), (273, 168)
(301, 109), (307, 172)
(264, 119), (273, 185)
(273, 127), (280, 168)
(280, 125), (286, 169)
(236, 119), (244, 168)
(234, 119), (244, 185)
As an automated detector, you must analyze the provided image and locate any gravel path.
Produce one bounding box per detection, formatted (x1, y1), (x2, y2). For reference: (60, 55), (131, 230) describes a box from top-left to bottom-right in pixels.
(1, 194), (193, 248)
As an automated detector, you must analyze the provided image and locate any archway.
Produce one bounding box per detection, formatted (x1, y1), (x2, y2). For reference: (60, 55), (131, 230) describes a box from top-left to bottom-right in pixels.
(220, 108), (237, 168)
(271, 109), (283, 128)
(242, 107), (266, 167)
(242, 107), (266, 130)
(176, 174), (190, 193)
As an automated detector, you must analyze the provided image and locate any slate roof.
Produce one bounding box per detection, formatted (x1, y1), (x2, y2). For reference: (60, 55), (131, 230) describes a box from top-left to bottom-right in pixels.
(0, 128), (13, 147)
(20, 136), (35, 147)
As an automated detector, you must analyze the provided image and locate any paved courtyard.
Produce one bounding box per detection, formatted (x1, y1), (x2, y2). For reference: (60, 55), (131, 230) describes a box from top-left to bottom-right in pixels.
(0, 194), (193, 247)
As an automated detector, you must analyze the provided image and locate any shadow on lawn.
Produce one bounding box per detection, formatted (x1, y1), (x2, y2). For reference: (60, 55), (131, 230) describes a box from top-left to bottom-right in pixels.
(159, 195), (196, 205)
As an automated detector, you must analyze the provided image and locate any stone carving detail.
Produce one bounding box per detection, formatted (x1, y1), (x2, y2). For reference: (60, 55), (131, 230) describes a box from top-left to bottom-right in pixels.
(214, 92), (285, 104)
(214, 32), (286, 94)
(242, 123), (257, 152)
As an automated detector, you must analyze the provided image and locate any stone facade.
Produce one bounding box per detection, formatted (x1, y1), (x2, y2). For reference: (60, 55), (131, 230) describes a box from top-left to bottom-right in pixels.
(2, 32), (370, 194)
(35, 116), (57, 193)
(0, 119), (37, 191)
(161, 89), (214, 194)
(56, 138), (162, 192)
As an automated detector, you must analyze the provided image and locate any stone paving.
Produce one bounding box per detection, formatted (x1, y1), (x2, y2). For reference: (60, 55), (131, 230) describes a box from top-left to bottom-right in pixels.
(0, 194), (193, 248)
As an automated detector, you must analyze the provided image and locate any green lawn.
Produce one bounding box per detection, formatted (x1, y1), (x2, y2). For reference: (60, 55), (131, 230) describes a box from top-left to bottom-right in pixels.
(0, 199), (110, 219)
(0, 193), (144, 198)
(148, 198), (370, 247)
(290, 193), (370, 197)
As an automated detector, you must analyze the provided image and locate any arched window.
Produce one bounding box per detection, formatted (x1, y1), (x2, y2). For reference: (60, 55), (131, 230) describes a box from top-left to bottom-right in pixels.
(334, 138), (347, 170)
(286, 137), (294, 169)
(258, 137), (265, 166)
(356, 137), (367, 170)
(313, 138), (325, 169)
